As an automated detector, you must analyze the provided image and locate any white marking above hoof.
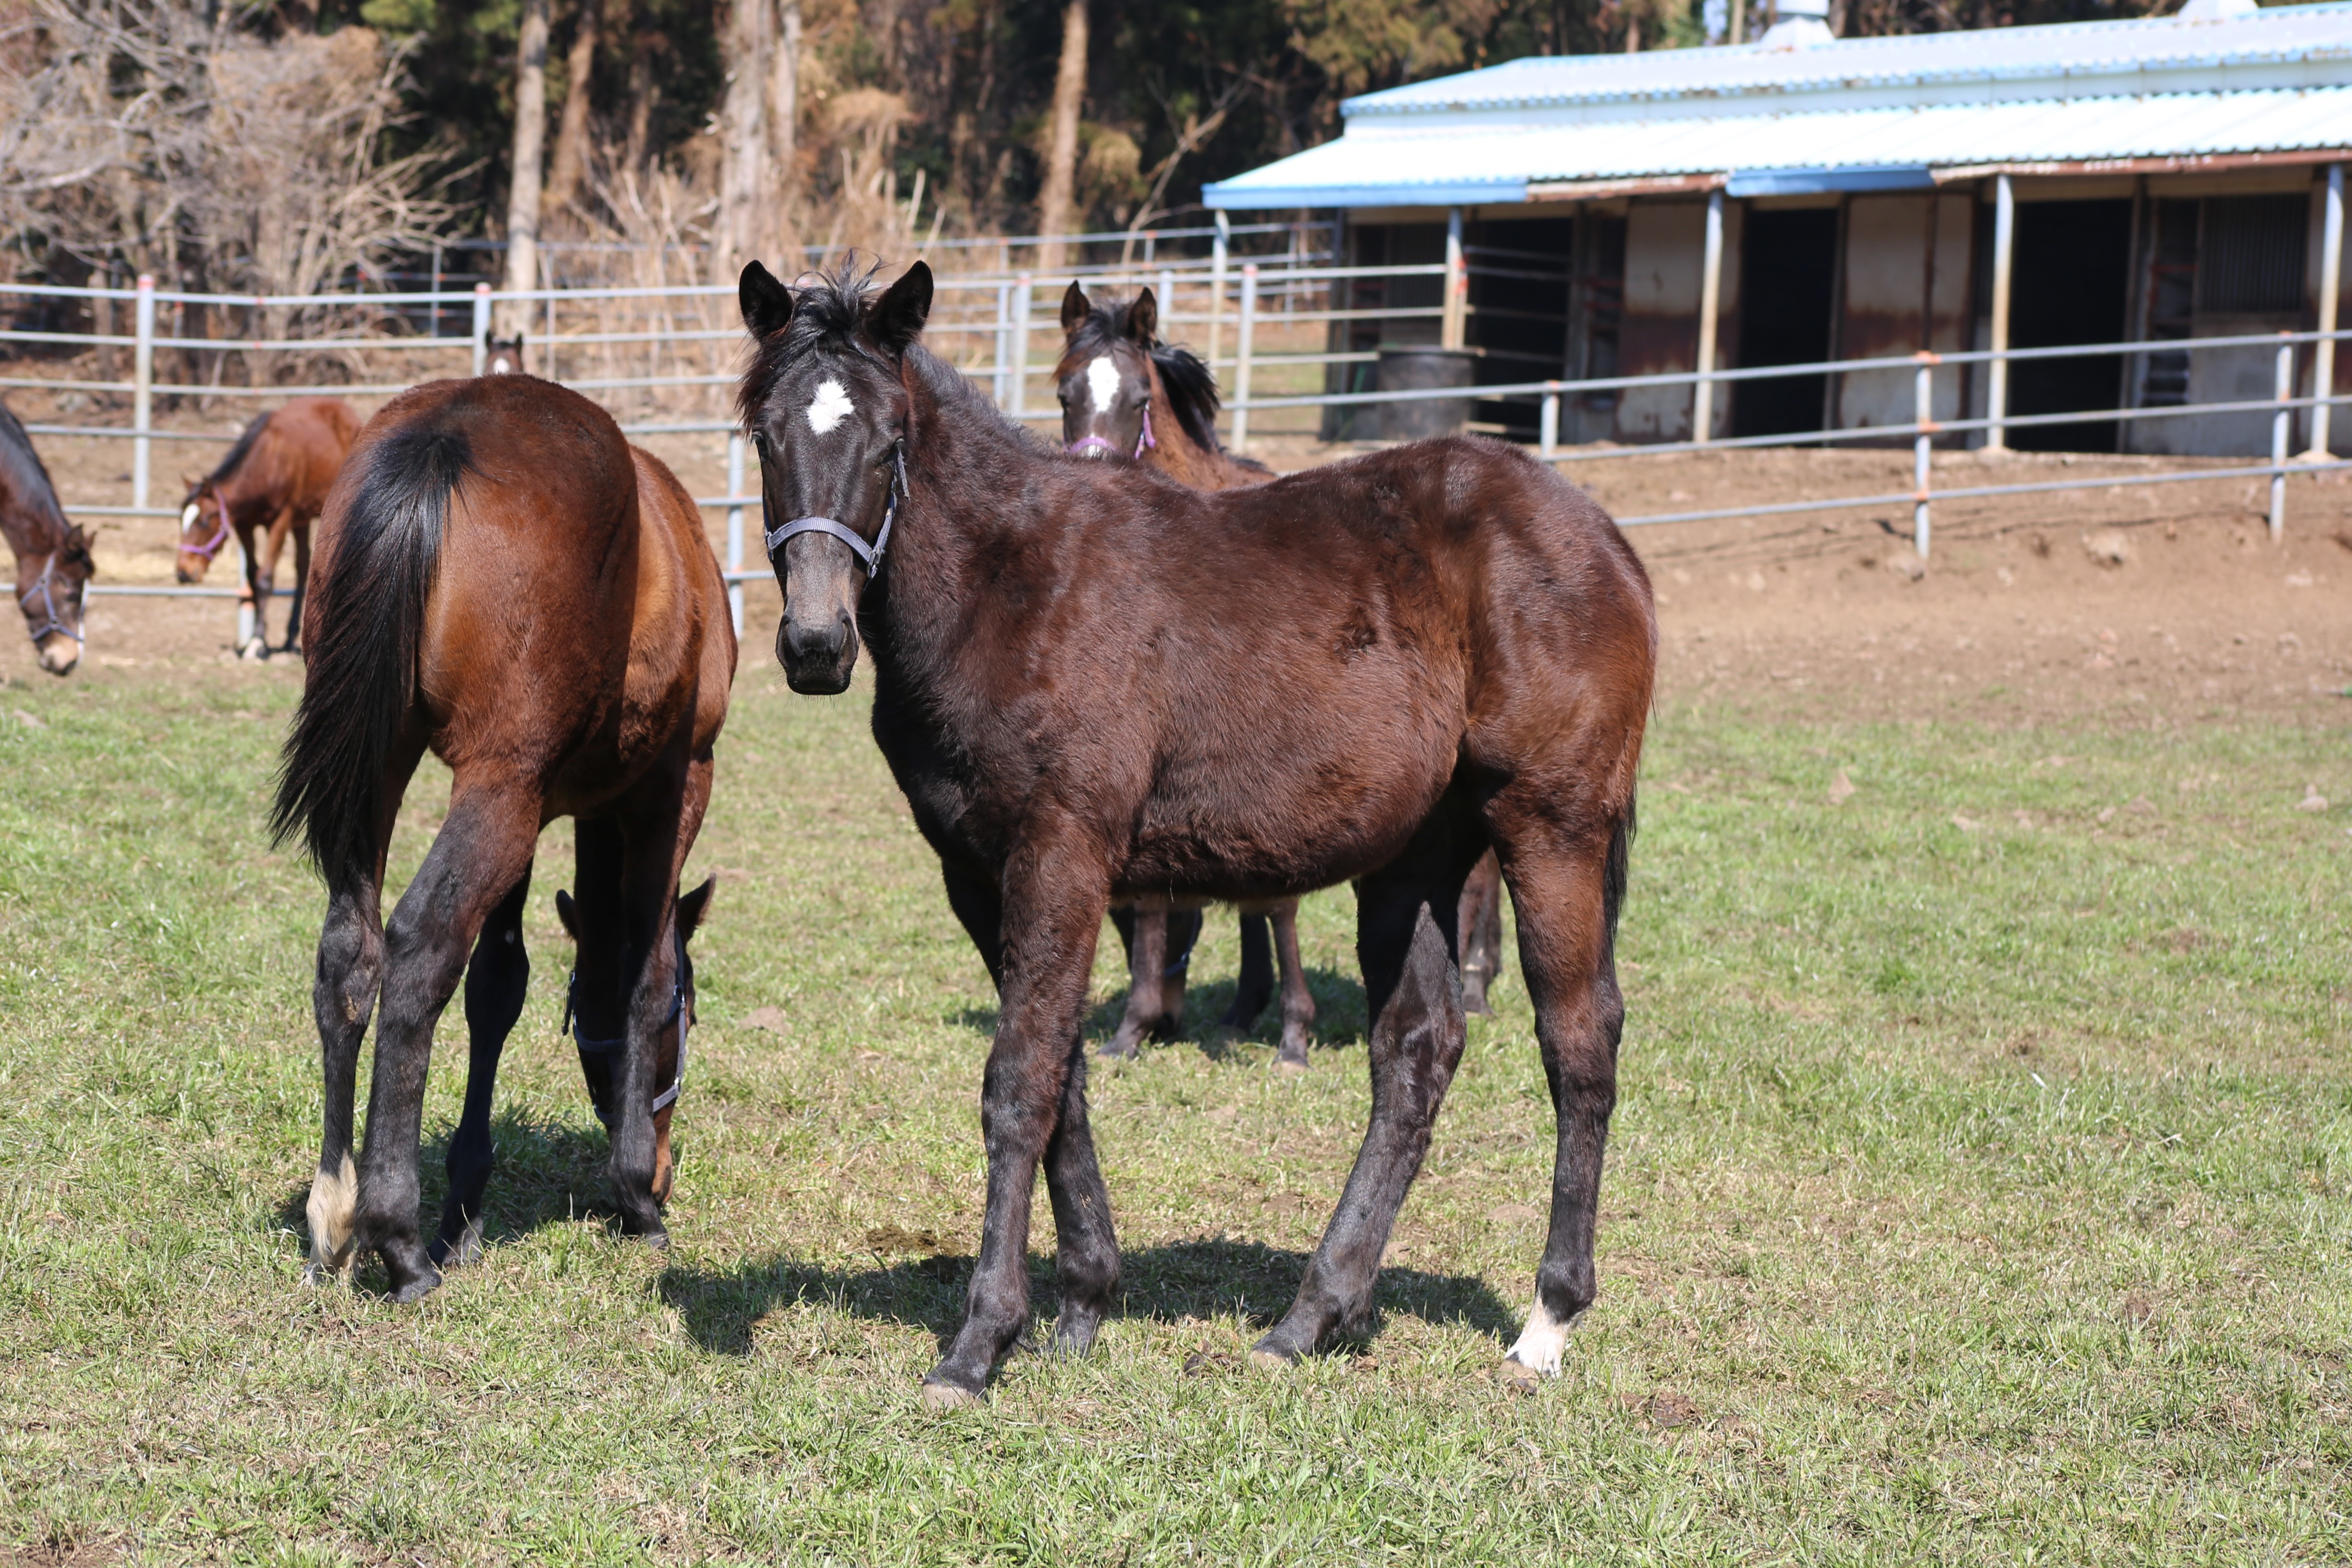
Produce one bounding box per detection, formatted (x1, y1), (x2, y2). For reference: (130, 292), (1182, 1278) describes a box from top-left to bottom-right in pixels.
(1505, 1294), (1572, 1376)
(305, 1152), (358, 1278)
(806, 379), (854, 434)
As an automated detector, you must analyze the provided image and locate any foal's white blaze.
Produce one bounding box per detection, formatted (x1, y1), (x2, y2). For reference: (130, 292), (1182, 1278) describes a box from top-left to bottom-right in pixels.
(1085, 355), (1121, 416)
(806, 378), (854, 434)
(179, 502), (201, 528)
(1506, 1294), (1573, 1376)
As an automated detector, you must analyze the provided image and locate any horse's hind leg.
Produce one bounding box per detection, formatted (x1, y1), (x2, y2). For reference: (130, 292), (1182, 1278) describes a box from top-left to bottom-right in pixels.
(307, 876), (384, 1283)
(1493, 814), (1631, 1383)
(1219, 912), (1275, 1034)
(285, 521), (311, 655)
(1270, 900), (1316, 1071)
(1103, 906), (1166, 1059)
(431, 866), (533, 1267)
(1458, 850), (1505, 1016)
(1253, 806), (1483, 1365)
(354, 786), (540, 1301)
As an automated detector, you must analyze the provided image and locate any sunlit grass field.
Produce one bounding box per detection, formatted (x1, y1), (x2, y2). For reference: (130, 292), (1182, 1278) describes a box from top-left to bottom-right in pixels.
(2, 660), (2348, 1564)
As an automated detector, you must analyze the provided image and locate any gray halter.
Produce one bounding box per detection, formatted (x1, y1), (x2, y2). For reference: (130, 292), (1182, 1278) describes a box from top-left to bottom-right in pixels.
(565, 922), (690, 1125)
(20, 552), (82, 647)
(763, 443), (906, 578)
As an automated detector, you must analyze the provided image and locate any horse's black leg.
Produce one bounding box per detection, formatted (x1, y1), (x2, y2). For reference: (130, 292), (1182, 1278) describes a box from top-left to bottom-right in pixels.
(1103, 907), (1166, 1059)
(1458, 850), (1505, 1016)
(1252, 805), (1483, 1365)
(1158, 908), (1202, 1035)
(1493, 815), (1629, 1384)
(306, 875), (384, 1283)
(926, 841), (1108, 1407)
(605, 786), (694, 1246)
(352, 787), (540, 1301)
(237, 525), (264, 659)
(285, 523), (310, 655)
(1271, 900), (1316, 1070)
(1220, 911), (1275, 1033)
(430, 866), (533, 1267)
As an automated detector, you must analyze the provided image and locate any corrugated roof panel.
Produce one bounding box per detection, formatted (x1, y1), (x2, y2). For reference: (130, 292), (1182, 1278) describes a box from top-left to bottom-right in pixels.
(1203, 87), (2352, 208)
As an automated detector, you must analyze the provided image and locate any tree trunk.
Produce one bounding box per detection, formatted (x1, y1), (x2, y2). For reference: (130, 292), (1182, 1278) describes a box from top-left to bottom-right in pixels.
(623, 40), (657, 175)
(714, 0), (771, 282)
(544, 0), (601, 221)
(499, 0), (551, 337)
(767, 0), (801, 260)
(1033, 0), (1086, 274)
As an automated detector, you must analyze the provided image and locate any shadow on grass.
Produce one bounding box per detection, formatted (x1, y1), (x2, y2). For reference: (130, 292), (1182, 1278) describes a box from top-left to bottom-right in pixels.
(658, 1235), (1517, 1358)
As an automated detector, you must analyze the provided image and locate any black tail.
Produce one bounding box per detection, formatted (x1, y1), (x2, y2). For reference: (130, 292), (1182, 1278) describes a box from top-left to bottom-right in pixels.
(1602, 793), (1636, 946)
(270, 421), (471, 887)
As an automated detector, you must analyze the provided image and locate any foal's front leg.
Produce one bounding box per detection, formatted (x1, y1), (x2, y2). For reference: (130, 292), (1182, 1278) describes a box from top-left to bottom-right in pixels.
(926, 845), (1110, 1407)
(1270, 899), (1317, 1071)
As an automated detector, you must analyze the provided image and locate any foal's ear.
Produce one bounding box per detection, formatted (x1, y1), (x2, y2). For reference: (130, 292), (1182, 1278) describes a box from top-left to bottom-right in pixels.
(677, 875), (717, 944)
(740, 260), (795, 339)
(554, 889), (580, 940)
(1060, 280), (1090, 332)
(867, 261), (933, 355)
(1126, 287), (1158, 347)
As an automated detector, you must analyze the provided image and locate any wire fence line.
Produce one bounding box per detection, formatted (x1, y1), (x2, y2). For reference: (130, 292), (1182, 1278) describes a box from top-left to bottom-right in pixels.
(6, 250), (2349, 640)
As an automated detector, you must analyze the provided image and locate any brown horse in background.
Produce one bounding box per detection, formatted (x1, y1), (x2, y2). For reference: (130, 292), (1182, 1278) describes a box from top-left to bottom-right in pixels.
(274, 373), (734, 1299)
(1057, 282), (1511, 1035)
(741, 261), (1653, 1406)
(176, 396), (360, 658)
(1, 399), (93, 677)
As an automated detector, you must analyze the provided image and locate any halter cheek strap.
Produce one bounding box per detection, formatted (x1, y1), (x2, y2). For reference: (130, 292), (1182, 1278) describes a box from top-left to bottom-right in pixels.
(565, 923), (690, 1126)
(763, 443), (906, 578)
(20, 554), (82, 646)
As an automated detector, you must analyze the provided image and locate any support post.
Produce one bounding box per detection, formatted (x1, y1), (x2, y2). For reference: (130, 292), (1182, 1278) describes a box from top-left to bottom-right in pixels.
(1913, 353), (1936, 559)
(472, 284), (492, 376)
(1158, 266), (1176, 331)
(1208, 211), (1230, 373)
(2270, 333), (2292, 541)
(993, 281), (1012, 408)
(1442, 207), (1468, 351)
(132, 274), (154, 513)
(1985, 173), (2014, 452)
(1540, 384), (1560, 460)
(430, 241), (444, 340)
(726, 431), (746, 636)
(2304, 162), (2343, 460)
(1694, 187), (1725, 446)
(1231, 263), (1259, 454)
(1011, 274), (1033, 419)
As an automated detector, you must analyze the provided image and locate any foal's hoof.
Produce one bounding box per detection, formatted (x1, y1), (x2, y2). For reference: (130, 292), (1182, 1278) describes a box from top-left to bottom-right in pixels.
(1248, 1343), (1298, 1371)
(387, 1265), (444, 1305)
(1274, 1036), (1310, 1074)
(428, 1221), (485, 1270)
(1098, 1034), (1141, 1061)
(920, 1377), (984, 1411)
(1500, 1358), (1546, 1394)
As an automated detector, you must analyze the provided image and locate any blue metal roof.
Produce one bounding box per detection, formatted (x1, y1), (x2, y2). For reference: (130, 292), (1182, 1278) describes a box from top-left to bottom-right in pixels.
(1203, 4), (2352, 209)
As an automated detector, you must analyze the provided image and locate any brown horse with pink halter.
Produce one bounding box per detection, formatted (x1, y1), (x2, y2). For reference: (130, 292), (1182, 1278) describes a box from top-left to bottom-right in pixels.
(176, 396), (359, 657)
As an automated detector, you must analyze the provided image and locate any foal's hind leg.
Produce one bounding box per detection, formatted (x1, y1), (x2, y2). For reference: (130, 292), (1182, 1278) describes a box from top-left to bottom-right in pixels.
(1218, 912), (1275, 1035)
(1493, 818), (1630, 1383)
(1270, 900), (1316, 1071)
(431, 867), (533, 1267)
(353, 787), (540, 1300)
(1458, 851), (1505, 1016)
(307, 877), (385, 1283)
(285, 521), (311, 655)
(1103, 907), (1167, 1059)
(1253, 809), (1484, 1364)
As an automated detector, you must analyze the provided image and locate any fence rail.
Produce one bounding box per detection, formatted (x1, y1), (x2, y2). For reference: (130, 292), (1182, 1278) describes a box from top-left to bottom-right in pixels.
(6, 253), (2348, 642)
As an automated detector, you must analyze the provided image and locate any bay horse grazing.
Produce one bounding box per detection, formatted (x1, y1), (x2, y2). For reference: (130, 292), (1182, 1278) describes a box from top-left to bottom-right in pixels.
(273, 373), (734, 1299)
(740, 260), (1653, 1405)
(1, 399), (92, 677)
(176, 396), (361, 657)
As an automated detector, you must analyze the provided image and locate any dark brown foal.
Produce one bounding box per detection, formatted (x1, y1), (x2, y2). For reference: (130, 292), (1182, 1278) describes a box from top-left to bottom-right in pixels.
(740, 262), (1652, 1407)
(275, 373), (734, 1298)
(175, 396), (360, 657)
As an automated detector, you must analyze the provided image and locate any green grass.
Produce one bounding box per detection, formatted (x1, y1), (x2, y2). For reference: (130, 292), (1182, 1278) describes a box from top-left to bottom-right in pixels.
(2, 665), (2348, 1564)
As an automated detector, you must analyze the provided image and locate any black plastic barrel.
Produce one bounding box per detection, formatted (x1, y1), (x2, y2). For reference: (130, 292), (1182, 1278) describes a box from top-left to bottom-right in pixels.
(1377, 346), (1476, 442)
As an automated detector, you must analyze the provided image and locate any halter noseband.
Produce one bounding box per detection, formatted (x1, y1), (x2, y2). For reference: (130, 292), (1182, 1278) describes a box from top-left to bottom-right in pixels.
(1065, 401), (1156, 462)
(763, 442), (907, 579)
(180, 501), (232, 563)
(20, 552), (82, 647)
(564, 922), (690, 1126)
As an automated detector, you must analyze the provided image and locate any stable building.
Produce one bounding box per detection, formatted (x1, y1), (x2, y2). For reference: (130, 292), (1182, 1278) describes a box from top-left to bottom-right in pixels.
(1202, 0), (2352, 455)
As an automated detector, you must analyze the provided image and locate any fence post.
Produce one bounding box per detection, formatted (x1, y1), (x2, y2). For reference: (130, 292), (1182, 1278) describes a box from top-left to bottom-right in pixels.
(1158, 266), (1176, 329)
(1985, 173), (2014, 452)
(1694, 187), (1725, 446)
(1231, 264), (1259, 455)
(726, 431), (746, 636)
(2304, 161), (2343, 461)
(1011, 274), (1033, 419)
(132, 274), (155, 514)
(472, 284), (492, 375)
(1913, 353), (1936, 559)
(2270, 333), (2293, 541)
(993, 281), (1012, 408)
(1540, 384), (1561, 460)
(1208, 211), (1230, 374)
(430, 241), (444, 340)
(1442, 208), (1468, 351)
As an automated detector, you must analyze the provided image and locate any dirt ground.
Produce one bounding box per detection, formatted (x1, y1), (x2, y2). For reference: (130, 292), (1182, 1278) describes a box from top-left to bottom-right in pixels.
(12, 383), (2352, 729)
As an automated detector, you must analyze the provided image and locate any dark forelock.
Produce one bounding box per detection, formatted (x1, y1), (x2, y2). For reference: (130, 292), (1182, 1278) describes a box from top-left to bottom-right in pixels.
(738, 258), (886, 426)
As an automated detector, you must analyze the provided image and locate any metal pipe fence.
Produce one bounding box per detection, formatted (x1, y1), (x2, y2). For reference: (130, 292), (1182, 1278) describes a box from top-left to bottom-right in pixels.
(6, 262), (2347, 638)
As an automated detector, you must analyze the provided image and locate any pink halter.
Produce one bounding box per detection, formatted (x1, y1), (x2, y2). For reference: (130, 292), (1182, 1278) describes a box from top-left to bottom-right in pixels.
(1065, 402), (1155, 461)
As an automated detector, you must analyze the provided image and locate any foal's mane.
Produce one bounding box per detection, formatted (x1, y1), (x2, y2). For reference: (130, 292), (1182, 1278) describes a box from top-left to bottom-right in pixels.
(206, 412), (270, 487)
(0, 397), (72, 546)
(1056, 296), (1227, 457)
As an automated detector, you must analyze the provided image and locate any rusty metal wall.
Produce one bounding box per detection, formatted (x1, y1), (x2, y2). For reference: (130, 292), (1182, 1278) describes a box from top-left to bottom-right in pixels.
(1836, 192), (1975, 438)
(1615, 198), (1742, 442)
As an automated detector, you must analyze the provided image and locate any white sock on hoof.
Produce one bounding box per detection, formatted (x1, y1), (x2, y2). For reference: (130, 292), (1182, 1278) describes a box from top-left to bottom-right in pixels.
(1505, 1294), (1573, 1376)
(305, 1153), (357, 1276)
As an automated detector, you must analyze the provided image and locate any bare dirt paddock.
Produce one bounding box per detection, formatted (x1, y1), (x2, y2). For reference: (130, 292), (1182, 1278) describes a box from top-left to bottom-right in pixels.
(28, 407), (2352, 732)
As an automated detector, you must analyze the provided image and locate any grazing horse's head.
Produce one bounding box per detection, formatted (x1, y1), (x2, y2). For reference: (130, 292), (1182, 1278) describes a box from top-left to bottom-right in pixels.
(174, 477), (231, 584)
(556, 875), (715, 1208)
(16, 522), (92, 677)
(736, 258), (934, 695)
(483, 333), (526, 376)
(1056, 281), (1161, 463)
